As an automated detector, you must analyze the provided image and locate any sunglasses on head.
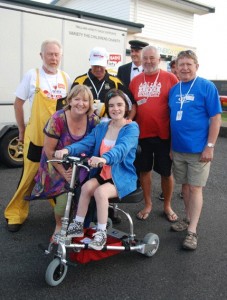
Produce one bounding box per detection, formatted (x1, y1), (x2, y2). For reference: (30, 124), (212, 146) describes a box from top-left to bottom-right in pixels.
(177, 50), (198, 64)
(177, 50), (196, 57)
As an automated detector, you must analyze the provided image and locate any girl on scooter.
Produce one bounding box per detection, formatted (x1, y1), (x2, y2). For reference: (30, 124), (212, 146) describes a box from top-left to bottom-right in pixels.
(54, 89), (139, 250)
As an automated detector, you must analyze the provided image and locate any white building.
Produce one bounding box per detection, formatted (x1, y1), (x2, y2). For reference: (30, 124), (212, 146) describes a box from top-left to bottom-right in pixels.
(54, 0), (215, 69)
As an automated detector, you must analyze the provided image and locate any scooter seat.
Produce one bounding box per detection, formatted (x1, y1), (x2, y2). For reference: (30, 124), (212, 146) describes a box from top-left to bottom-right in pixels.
(109, 187), (143, 204)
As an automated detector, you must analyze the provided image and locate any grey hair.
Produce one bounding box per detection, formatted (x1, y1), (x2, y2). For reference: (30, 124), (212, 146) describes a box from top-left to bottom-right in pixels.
(142, 45), (160, 58)
(40, 39), (63, 55)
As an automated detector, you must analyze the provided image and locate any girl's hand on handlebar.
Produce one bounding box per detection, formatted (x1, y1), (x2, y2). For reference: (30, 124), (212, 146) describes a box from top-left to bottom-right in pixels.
(88, 156), (106, 168)
(54, 149), (69, 159)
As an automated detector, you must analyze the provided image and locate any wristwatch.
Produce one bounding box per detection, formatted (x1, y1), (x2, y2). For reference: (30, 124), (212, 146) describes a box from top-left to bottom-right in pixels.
(207, 143), (215, 148)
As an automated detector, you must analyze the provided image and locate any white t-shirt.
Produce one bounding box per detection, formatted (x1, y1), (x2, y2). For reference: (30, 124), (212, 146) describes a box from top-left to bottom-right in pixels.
(15, 67), (71, 106)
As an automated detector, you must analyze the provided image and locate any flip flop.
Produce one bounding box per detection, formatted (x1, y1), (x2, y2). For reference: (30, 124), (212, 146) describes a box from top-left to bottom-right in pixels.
(164, 211), (178, 223)
(136, 210), (150, 221)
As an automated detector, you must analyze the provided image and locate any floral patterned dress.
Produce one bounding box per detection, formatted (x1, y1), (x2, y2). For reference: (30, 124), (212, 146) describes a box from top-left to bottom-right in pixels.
(29, 109), (99, 200)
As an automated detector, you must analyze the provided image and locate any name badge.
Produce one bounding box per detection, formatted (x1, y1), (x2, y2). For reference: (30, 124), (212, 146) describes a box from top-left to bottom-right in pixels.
(176, 110), (183, 121)
(185, 95), (194, 101)
(137, 98), (147, 106)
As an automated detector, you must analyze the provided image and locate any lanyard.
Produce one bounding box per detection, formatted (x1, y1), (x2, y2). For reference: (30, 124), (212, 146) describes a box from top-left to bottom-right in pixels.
(179, 76), (197, 110)
(87, 73), (105, 100)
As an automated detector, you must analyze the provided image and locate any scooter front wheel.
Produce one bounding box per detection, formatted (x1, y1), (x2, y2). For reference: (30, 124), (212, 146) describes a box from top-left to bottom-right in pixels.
(142, 233), (159, 257)
(45, 258), (68, 286)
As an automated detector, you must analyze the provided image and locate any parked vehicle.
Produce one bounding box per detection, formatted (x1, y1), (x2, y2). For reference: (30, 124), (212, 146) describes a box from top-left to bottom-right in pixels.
(211, 80), (227, 111)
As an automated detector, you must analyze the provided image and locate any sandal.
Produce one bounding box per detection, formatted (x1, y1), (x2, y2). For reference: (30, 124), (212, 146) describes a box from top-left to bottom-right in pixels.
(164, 211), (178, 222)
(183, 231), (198, 250)
(171, 218), (190, 232)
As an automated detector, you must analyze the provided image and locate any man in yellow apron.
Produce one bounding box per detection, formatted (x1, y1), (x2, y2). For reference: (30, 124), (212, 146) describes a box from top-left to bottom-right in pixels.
(4, 40), (71, 232)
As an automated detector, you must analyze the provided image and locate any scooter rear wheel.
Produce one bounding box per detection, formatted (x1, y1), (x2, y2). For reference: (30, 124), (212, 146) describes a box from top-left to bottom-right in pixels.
(45, 258), (68, 286)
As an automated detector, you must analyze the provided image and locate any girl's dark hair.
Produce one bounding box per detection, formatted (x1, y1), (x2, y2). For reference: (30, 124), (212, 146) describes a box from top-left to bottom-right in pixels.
(104, 89), (131, 118)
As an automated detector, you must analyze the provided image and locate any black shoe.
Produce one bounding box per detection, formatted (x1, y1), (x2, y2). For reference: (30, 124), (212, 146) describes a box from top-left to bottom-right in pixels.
(7, 224), (21, 232)
(158, 192), (164, 201)
(108, 207), (121, 224)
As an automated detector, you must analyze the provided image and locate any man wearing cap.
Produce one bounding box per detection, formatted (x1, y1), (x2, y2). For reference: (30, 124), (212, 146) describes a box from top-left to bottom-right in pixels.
(117, 40), (149, 88)
(71, 47), (136, 224)
(71, 47), (136, 120)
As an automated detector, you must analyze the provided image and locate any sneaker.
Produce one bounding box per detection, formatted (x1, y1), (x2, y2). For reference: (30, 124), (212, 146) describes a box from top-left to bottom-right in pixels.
(158, 192), (164, 201)
(183, 231), (198, 250)
(171, 218), (190, 232)
(89, 229), (107, 250)
(67, 221), (84, 238)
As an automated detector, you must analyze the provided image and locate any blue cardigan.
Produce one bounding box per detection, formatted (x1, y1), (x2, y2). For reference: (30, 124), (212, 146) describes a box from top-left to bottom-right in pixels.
(65, 120), (139, 199)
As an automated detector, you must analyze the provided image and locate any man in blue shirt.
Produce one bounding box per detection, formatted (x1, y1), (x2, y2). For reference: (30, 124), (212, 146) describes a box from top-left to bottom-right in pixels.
(169, 50), (222, 250)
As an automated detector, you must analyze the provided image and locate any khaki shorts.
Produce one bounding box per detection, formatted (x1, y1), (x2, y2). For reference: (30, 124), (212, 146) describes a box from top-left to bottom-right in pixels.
(172, 151), (211, 187)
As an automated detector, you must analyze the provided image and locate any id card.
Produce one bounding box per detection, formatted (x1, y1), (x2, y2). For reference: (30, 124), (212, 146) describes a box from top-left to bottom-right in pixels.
(185, 95), (194, 101)
(137, 98), (147, 106)
(176, 110), (183, 121)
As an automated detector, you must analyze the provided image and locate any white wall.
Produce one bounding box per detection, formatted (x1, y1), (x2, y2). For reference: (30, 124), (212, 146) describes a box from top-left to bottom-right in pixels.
(194, 0), (227, 80)
(60, 0), (131, 20)
(131, 0), (195, 48)
(55, 0), (227, 78)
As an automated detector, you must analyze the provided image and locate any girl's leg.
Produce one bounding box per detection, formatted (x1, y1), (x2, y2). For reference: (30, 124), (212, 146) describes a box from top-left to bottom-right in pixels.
(88, 183), (118, 250)
(76, 178), (100, 218)
(67, 179), (100, 238)
(93, 183), (118, 226)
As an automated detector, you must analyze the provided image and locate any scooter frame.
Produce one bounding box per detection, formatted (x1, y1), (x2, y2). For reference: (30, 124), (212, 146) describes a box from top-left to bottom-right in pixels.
(44, 155), (159, 286)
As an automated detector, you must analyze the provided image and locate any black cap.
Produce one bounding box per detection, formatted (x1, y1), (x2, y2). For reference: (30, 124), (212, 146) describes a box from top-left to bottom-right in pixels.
(129, 40), (149, 50)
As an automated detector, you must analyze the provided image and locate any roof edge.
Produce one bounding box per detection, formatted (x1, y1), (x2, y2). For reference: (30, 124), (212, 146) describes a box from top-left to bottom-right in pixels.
(1, 0), (144, 30)
(180, 0), (215, 13)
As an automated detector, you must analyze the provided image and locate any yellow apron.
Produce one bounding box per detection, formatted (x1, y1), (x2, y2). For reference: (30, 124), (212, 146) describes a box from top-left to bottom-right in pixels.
(5, 69), (67, 224)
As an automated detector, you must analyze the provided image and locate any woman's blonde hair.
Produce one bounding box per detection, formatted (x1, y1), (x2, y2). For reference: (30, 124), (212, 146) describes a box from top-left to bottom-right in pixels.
(65, 84), (94, 115)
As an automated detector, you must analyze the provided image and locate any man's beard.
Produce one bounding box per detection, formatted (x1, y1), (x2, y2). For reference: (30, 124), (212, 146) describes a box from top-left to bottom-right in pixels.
(43, 63), (58, 74)
(144, 65), (158, 74)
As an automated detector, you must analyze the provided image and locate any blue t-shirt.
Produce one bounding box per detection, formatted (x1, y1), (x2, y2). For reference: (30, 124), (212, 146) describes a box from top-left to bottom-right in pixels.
(169, 76), (222, 153)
